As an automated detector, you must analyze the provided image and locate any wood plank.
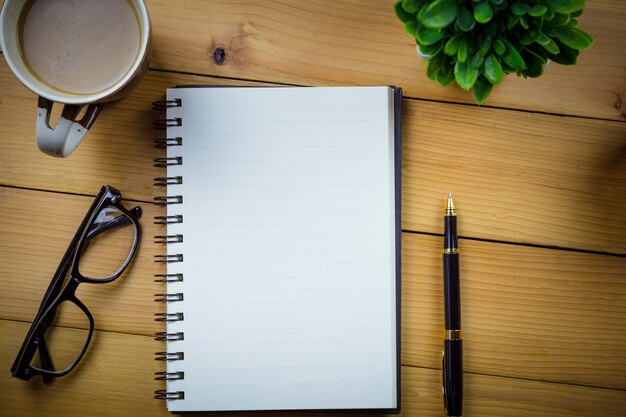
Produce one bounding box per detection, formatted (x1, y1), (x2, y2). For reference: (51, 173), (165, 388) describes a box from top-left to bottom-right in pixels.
(146, 0), (626, 120)
(1, 63), (624, 251)
(2, 187), (624, 389)
(402, 100), (626, 254)
(402, 233), (626, 390)
(1, 320), (625, 417)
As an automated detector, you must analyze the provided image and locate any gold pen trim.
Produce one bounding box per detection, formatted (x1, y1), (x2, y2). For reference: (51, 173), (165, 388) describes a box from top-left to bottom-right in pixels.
(443, 330), (463, 340)
(443, 248), (459, 255)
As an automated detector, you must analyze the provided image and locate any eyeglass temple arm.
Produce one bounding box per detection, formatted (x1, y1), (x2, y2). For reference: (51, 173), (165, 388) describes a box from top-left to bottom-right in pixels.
(36, 334), (55, 383)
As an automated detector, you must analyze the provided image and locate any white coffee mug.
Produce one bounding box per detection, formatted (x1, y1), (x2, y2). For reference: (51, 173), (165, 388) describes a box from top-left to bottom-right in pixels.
(0, 0), (151, 157)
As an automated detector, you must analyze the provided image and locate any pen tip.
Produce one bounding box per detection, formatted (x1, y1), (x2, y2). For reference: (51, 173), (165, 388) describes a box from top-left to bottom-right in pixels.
(445, 193), (456, 216)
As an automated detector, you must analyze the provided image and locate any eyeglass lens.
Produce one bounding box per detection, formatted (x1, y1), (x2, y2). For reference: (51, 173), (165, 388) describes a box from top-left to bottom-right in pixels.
(78, 206), (137, 280)
(31, 300), (91, 373)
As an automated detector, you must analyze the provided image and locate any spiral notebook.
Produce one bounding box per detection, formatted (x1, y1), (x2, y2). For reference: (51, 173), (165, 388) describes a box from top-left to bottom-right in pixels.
(153, 86), (402, 413)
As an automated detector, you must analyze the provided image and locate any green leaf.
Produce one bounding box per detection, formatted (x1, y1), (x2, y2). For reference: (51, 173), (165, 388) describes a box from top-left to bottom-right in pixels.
(520, 31), (535, 45)
(444, 35), (462, 55)
(548, 0), (586, 14)
(417, 25), (444, 44)
(493, 37), (506, 55)
(526, 44), (549, 62)
(552, 27), (594, 50)
(479, 36), (492, 56)
(524, 46), (547, 63)
(540, 36), (560, 54)
(501, 39), (527, 70)
(474, 1), (494, 23)
(457, 6), (476, 31)
(458, 36), (470, 63)
(529, 5), (548, 16)
(511, 2), (530, 16)
(405, 20), (419, 37)
(472, 76), (493, 105)
(402, 0), (426, 14)
(520, 15), (530, 29)
(507, 13), (518, 29)
(426, 49), (444, 80)
(419, 42), (442, 55)
(421, 0), (458, 28)
(545, 12), (570, 28)
(501, 61), (517, 73)
(535, 31), (551, 45)
(455, 60), (480, 90)
(490, 0), (505, 4)
(395, 1), (416, 22)
(435, 70), (456, 86)
(522, 53), (545, 78)
(427, 60), (440, 80)
(470, 52), (485, 69)
(547, 38), (579, 64)
(483, 53), (503, 84)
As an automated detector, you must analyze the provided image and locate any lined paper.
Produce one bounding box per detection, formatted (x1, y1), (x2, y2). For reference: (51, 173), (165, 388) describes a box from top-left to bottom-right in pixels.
(163, 87), (398, 412)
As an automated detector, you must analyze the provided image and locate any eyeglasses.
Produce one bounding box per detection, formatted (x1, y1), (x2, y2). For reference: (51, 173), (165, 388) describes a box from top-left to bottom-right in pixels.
(11, 185), (141, 382)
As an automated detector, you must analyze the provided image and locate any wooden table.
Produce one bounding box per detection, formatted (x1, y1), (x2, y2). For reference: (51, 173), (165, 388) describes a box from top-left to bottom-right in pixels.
(1, 1), (625, 416)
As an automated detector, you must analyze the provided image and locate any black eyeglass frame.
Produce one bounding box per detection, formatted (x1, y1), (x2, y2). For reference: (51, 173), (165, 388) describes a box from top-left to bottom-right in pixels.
(10, 185), (141, 381)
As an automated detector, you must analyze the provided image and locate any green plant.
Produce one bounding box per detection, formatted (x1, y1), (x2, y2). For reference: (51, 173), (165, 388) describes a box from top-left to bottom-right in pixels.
(395, 0), (594, 104)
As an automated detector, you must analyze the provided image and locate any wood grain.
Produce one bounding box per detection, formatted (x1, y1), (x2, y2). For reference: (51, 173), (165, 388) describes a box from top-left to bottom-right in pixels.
(146, 0), (626, 120)
(1, 62), (624, 252)
(402, 100), (626, 254)
(2, 187), (624, 390)
(1, 319), (625, 417)
(402, 232), (626, 390)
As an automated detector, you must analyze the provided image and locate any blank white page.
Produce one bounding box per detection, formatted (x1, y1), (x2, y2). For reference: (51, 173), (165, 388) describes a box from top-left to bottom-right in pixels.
(162, 87), (398, 412)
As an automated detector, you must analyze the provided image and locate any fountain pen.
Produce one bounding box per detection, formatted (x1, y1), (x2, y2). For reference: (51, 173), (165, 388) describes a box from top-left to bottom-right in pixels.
(442, 193), (463, 416)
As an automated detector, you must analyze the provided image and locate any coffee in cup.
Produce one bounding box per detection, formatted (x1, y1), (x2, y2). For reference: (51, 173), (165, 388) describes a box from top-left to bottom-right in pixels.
(0, 0), (151, 157)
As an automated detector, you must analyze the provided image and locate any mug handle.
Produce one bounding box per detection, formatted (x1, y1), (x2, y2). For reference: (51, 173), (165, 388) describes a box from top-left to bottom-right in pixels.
(36, 97), (104, 158)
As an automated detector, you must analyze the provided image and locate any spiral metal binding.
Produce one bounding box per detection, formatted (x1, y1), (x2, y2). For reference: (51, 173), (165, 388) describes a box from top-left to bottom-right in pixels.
(154, 293), (184, 302)
(153, 117), (182, 129)
(155, 312), (184, 322)
(155, 371), (185, 381)
(154, 234), (183, 244)
(155, 390), (185, 400)
(155, 352), (185, 361)
(153, 97), (186, 401)
(152, 98), (182, 111)
(154, 196), (183, 205)
(154, 215), (183, 225)
(154, 273), (183, 283)
(155, 254), (183, 263)
(154, 332), (184, 341)
(154, 176), (183, 186)
(154, 137), (183, 148)
(153, 157), (182, 167)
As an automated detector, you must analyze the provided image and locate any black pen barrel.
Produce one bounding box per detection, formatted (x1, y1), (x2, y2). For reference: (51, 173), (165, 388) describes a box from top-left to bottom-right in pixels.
(443, 252), (461, 330)
(443, 339), (463, 416)
(444, 215), (461, 330)
(444, 215), (458, 250)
